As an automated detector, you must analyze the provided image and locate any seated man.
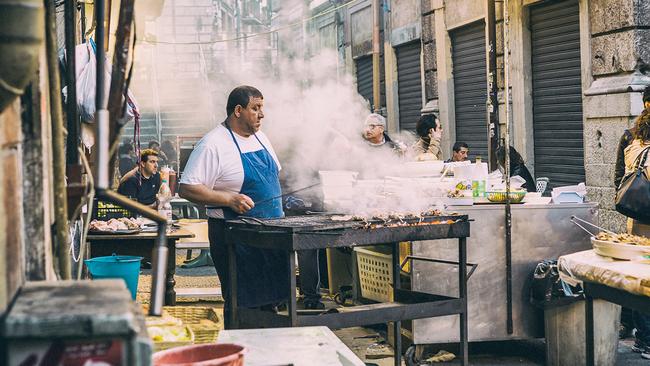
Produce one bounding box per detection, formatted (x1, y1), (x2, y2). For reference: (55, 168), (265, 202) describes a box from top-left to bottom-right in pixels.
(412, 114), (443, 161)
(362, 113), (406, 155)
(117, 149), (161, 208)
(445, 141), (470, 163)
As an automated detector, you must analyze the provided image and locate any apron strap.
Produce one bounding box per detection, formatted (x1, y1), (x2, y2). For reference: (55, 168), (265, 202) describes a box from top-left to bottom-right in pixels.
(225, 121), (272, 158)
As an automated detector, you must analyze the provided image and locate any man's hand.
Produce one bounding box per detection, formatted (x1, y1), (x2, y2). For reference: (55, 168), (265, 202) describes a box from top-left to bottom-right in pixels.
(227, 192), (255, 214)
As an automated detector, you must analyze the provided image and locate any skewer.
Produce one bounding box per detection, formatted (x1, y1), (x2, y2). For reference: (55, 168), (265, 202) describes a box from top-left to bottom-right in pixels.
(570, 215), (614, 236)
(439, 164), (451, 182)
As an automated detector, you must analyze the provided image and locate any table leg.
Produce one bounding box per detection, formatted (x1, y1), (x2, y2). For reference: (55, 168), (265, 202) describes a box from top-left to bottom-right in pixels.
(228, 239), (239, 329)
(165, 239), (176, 305)
(459, 237), (468, 366)
(392, 242), (402, 366)
(288, 251), (297, 326)
(585, 294), (595, 366)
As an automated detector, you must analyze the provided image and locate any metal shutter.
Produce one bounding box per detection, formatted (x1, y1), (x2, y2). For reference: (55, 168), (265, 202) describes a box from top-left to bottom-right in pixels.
(451, 21), (488, 160)
(531, 0), (584, 187)
(396, 42), (422, 131)
(355, 55), (386, 112)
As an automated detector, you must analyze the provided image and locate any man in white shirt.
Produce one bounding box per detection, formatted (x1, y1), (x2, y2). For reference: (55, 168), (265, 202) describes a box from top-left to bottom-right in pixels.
(179, 86), (288, 328)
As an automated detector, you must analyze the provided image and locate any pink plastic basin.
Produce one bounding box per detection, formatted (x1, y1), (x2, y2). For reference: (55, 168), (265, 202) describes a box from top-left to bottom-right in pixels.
(152, 344), (245, 366)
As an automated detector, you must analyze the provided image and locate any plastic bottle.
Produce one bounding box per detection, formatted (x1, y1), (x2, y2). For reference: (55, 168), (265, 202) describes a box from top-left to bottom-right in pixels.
(472, 156), (488, 198)
(158, 175), (173, 225)
(168, 168), (177, 197)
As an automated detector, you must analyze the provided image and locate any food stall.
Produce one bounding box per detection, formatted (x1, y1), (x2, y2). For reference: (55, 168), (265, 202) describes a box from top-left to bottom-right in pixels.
(315, 162), (597, 347)
(409, 202), (597, 343)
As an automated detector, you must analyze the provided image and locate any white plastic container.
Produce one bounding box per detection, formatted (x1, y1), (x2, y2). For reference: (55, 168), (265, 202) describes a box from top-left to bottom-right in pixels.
(318, 170), (358, 186)
(400, 161), (445, 177)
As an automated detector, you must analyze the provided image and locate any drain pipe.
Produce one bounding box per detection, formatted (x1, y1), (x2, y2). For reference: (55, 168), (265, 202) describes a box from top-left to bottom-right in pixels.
(371, 0), (381, 113)
(94, 0), (168, 316)
(503, 0), (514, 335)
(45, 0), (72, 279)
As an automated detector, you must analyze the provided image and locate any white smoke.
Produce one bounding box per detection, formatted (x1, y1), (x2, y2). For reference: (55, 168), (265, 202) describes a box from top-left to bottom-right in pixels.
(131, 2), (451, 215)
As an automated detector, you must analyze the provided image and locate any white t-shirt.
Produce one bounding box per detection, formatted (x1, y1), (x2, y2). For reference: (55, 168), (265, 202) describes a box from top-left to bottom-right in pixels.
(180, 123), (281, 218)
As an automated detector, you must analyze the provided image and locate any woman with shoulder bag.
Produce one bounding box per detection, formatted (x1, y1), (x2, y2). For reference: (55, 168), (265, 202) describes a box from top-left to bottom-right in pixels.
(621, 106), (650, 237)
(619, 106), (650, 359)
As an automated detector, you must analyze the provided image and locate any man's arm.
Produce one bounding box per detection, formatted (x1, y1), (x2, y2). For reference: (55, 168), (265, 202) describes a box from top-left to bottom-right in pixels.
(120, 167), (138, 185)
(179, 183), (255, 214)
(117, 177), (138, 199)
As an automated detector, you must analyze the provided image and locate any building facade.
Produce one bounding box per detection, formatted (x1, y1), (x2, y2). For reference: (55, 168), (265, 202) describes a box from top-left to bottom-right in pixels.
(304, 0), (650, 231)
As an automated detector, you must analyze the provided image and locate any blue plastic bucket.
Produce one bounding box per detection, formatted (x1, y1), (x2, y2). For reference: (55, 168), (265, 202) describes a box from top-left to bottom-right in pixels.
(85, 254), (143, 299)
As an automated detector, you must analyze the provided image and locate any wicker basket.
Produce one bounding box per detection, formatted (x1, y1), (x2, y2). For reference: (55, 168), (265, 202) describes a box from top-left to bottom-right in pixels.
(485, 190), (526, 203)
(143, 305), (221, 344)
(150, 325), (194, 352)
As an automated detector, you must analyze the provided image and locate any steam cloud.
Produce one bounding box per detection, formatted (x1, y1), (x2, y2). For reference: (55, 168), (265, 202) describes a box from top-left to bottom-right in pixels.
(131, 2), (452, 215)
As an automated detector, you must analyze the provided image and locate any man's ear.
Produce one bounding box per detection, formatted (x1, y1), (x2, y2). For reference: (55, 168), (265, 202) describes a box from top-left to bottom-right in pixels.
(234, 105), (242, 117)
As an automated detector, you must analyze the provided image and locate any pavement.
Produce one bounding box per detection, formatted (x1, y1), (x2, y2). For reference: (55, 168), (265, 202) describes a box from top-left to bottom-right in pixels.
(135, 250), (649, 365)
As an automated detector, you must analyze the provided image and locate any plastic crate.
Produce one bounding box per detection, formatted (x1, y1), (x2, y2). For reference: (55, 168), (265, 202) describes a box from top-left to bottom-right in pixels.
(92, 198), (136, 220)
(354, 247), (393, 303)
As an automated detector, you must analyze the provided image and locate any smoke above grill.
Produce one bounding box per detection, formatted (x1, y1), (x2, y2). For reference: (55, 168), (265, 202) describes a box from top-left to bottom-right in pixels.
(130, 2), (448, 215)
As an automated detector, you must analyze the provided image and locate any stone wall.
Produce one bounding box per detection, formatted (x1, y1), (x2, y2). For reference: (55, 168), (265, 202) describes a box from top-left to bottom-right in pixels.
(421, 0), (437, 102)
(584, 0), (650, 231)
(590, 0), (650, 75)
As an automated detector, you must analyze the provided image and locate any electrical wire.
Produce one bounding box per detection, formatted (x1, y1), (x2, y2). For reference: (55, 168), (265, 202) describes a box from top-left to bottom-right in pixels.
(141, 0), (362, 46)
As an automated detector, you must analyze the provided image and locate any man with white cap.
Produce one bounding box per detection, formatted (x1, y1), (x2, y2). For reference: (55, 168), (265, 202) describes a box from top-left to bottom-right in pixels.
(362, 113), (406, 154)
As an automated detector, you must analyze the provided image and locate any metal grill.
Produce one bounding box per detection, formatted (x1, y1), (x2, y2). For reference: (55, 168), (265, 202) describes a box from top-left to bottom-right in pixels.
(226, 214), (469, 250)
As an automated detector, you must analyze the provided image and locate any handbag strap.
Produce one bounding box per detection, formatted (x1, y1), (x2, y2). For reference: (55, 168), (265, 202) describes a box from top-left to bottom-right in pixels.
(633, 146), (650, 172)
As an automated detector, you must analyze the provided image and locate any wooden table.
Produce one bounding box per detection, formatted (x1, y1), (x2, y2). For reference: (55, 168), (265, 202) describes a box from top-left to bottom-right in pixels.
(559, 250), (650, 366)
(87, 228), (194, 305)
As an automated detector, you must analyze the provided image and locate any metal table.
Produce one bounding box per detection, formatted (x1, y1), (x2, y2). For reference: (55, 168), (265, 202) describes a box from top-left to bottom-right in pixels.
(87, 228), (194, 305)
(411, 203), (596, 344)
(217, 326), (365, 366)
(224, 214), (472, 366)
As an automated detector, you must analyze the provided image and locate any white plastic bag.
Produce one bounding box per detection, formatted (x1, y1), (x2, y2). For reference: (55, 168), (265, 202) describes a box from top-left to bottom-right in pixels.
(76, 43), (98, 123)
(70, 42), (139, 124)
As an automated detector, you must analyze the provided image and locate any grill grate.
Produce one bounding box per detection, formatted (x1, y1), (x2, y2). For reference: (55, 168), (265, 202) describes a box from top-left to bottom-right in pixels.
(231, 214), (468, 233)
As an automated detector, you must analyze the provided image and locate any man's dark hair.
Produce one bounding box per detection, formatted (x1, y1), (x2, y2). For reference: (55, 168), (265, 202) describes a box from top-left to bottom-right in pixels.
(643, 85), (650, 104)
(495, 145), (525, 169)
(415, 114), (440, 138)
(119, 142), (134, 155)
(226, 86), (263, 116)
(140, 148), (159, 163)
(453, 141), (469, 153)
(148, 140), (160, 149)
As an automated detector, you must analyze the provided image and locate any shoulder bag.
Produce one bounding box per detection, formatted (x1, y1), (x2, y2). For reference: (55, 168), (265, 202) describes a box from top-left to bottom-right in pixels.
(615, 146), (650, 223)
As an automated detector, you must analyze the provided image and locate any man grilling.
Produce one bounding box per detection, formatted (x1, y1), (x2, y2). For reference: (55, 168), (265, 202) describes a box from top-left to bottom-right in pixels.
(179, 86), (288, 328)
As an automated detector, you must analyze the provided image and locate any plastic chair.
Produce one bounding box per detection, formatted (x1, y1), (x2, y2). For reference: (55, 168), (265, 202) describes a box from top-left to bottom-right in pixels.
(536, 177), (549, 195)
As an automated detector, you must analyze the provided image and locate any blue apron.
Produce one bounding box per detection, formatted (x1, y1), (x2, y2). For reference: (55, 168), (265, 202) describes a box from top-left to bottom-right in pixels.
(223, 124), (288, 308)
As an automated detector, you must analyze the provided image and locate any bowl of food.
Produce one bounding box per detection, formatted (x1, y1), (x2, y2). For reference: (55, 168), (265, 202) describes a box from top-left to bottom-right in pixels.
(592, 232), (650, 260)
(485, 190), (527, 203)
